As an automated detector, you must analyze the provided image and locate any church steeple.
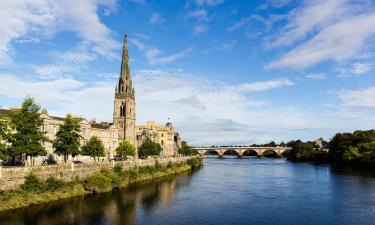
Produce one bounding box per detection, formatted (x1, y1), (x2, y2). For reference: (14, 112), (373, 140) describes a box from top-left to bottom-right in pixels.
(117, 33), (134, 99)
(114, 32), (136, 146)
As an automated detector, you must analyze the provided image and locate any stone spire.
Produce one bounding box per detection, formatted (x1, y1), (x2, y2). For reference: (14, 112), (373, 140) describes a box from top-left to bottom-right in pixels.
(117, 33), (134, 98)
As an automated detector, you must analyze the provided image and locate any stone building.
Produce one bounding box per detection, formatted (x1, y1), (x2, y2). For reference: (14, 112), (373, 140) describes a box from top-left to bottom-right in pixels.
(0, 33), (182, 164)
(136, 121), (182, 157)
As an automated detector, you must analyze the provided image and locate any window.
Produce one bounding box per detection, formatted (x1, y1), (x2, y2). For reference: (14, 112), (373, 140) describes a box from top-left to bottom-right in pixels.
(161, 140), (164, 145)
(120, 103), (125, 117)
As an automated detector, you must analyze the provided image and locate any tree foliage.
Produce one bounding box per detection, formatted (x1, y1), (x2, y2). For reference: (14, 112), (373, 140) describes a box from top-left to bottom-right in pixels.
(329, 130), (375, 167)
(116, 141), (136, 157)
(81, 136), (105, 160)
(53, 114), (82, 162)
(9, 98), (48, 161)
(138, 137), (161, 158)
(178, 141), (197, 156)
(0, 120), (10, 160)
(284, 140), (328, 162)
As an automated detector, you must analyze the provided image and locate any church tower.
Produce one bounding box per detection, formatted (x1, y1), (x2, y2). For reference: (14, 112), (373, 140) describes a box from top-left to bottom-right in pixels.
(113, 33), (136, 146)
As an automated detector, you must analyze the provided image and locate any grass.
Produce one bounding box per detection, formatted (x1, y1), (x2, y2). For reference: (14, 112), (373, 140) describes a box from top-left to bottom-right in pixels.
(0, 157), (202, 212)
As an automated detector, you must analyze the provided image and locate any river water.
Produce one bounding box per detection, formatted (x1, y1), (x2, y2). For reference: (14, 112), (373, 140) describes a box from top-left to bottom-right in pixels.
(1, 156), (375, 225)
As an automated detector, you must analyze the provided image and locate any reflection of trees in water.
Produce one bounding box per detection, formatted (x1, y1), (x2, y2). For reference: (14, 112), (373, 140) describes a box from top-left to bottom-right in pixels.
(0, 173), (196, 225)
(329, 164), (375, 178)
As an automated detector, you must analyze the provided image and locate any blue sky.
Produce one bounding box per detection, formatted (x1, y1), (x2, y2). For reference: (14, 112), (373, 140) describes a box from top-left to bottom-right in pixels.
(0, 0), (375, 145)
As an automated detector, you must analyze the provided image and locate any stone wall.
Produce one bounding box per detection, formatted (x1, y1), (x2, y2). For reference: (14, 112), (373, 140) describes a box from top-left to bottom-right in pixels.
(0, 157), (193, 191)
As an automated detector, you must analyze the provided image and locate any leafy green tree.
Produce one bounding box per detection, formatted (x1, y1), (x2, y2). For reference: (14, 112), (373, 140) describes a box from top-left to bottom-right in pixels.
(138, 137), (161, 159)
(285, 140), (328, 162)
(53, 114), (82, 163)
(9, 98), (48, 165)
(81, 136), (105, 160)
(329, 130), (375, 167)
(0, 120), (10, 160)
(178, 141), (197, 156)
(116, 141), (136, 157)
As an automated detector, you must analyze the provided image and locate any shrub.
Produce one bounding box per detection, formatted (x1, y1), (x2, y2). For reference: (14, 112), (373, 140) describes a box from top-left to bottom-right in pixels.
(155, 160), (162, 170)
(101, 169), (121, 187)
(113, 164), (123, 175)
(21, 173), (45, 192)
(45, 177), (65, 191)
(187, 157), (201, 169)
(167, 161), (173, 169)
(84, 172), (112, 193)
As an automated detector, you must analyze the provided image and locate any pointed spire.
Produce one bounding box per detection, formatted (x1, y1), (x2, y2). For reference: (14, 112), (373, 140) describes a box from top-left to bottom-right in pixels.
(117, 32), (134, 98)
(120, 33), (131, 82)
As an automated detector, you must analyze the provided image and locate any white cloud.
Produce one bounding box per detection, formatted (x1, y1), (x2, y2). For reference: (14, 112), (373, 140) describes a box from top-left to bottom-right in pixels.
(1, 69), (367, 145)
(193, 25), (207, 34)
(187, 9), (209, 21)
(265, 0), (375, 69)
(219, 40), (237, 51)
(339, 87), (375, 110)
(133, 33), (151, 40)
(306, 73), (326, 80)
(31, 45), (97, 79)
(0, 73), (115, 121)
(337, 62), (375, 77)
(0, 0), (119, 62)
(130, 39), (192, 65)
(149, 13), (164, 24)
(132, 71), (316, 145)
(195, 0), (224, 7)
(258, 0), (293, 10)
(227, 17), (252, 32)
(238, 79), (295, 92)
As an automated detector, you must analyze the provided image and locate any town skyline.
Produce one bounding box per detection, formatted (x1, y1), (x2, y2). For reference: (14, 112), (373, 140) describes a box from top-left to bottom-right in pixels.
(0, 0), (375, 145)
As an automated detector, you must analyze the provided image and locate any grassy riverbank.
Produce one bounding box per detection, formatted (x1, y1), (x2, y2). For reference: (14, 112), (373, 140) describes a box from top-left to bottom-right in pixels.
(0, 157), (202, 212)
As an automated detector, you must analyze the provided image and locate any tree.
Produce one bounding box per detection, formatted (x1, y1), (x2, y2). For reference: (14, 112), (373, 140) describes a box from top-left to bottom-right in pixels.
(329, 130), (375, 167)
(53, 114), (82, 163)
(178, 141), (197, 156)
(138, 137), (161, 159)
(81, 136), (105, 160)
(116, 141), (136, 158)
(0, 120), (10, 160)
(9, 98), (48, 165)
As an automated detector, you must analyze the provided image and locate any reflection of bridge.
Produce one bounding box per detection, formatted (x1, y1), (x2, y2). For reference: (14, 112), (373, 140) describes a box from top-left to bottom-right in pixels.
(193, 146), (290, 158)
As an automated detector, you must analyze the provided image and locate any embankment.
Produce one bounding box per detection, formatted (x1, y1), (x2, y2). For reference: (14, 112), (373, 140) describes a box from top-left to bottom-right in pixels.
(0, 156), (202, 212)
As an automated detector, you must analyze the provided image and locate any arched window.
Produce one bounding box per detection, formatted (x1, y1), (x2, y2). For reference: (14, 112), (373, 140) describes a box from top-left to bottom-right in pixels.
(121, 85), (124, 93)
(120, 102), (125, 117)
(120, 103), (124, 117)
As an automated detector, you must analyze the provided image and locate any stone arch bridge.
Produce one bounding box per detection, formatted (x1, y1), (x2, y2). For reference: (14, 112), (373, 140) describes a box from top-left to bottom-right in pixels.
(193, 146), (290, 158)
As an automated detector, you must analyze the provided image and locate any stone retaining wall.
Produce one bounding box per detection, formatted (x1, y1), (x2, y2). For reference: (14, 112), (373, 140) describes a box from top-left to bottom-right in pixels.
(0, 157), (193, 191)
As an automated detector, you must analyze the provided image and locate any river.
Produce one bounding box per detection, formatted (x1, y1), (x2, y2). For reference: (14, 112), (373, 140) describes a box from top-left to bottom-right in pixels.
(1, 156), (375, 225)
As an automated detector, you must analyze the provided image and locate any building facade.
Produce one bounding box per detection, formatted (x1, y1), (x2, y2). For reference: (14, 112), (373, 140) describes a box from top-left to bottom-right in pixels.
(0, 33), (181, 164)
(136, 121), (182, 157)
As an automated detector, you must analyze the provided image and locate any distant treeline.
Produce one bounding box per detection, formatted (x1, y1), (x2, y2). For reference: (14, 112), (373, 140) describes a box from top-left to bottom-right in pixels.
(284, 130), (375, 168)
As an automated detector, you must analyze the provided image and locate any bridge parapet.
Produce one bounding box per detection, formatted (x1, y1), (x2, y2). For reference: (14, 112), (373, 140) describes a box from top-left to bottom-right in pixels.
(194, 146), (290, 158)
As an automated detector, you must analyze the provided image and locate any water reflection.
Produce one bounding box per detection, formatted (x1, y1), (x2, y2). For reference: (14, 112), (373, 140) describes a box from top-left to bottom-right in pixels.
(1, 159), (375, 225)
(0, 174), (193, 225)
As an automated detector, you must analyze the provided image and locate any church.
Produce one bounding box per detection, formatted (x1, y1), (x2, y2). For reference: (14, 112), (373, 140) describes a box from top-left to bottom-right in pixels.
(0, 34), (182, 163)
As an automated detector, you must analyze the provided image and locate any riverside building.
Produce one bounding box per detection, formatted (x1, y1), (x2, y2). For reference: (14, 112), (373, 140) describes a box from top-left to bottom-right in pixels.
(0, 34), (181, 164)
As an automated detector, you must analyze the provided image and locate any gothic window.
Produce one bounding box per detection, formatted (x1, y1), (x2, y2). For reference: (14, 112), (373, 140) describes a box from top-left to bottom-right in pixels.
(120, 103), (126, 117)
(121, 85), (124, 93)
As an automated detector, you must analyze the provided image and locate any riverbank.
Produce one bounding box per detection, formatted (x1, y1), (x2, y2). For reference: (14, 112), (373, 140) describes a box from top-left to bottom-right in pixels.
(0, 157), (202, 212)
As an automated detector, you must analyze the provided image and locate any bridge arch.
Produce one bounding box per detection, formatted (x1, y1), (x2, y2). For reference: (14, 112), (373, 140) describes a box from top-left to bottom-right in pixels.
(261, 149), (279, 158)
(203, 149), (220, 157)
(242, 149), (259, 157)
(222, 149), (240, 158)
